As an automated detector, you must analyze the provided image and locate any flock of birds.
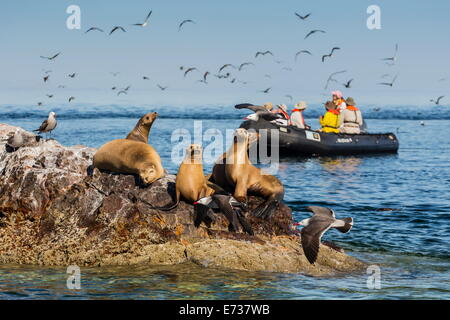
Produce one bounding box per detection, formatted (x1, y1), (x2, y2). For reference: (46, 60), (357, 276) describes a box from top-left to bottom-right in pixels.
(35, 9), (447, 108)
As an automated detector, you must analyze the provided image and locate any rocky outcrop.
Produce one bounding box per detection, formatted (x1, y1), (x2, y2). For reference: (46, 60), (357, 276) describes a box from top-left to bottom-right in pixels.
(0, 124), (364, 276)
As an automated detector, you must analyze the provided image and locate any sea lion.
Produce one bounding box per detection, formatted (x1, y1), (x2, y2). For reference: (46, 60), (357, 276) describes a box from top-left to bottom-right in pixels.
(126, 112), (158, 144)
(93, 139), (164, 185)
(221, 128), (284, 219)
(209, 130), (260, 193)
(176, 144), (216, 203)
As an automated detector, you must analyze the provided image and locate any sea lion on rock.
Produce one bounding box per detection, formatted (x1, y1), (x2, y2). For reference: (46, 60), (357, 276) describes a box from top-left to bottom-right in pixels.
(93, 139), (164, 185)
(221, 128), (285, 219)
(126, 112), (158, 144)
(209, 130), (259, 192)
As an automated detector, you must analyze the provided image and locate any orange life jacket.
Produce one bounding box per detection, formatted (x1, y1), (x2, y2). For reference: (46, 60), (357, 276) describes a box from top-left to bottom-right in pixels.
(346, 105), (359, 111)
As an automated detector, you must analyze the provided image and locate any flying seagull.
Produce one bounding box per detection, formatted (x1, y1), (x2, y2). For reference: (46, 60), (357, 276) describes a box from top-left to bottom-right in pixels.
(324, 70), (346, 90)
(255, 51), (273, 58)
(238, 62), (254, 71)
(343, 79), (353, 88)
(295, 206), (353, 265)
(295, 12), (311, 20)
(117, 90), (127, 96)
(378, 74), (398, 87)
(219, 64), (236, 73)
(33, 112), (57, 139)
(322, 47), (340, 62)
(304, 30), (325, 39)
(285, 94), (293, 101)
(157, 84), (168, 91)
(68, 73), (76, 78)
(46, 94), (54, 98)
(199, 71), (210, 84)
(109, 26), (126, 35)
(85, 27), (104, 33)
(179, 19), (195, 31)
(68, 96), (75, 103)
(260, 87), (271, 94)
(143, 76), (150, 80)
(132, 10), (152, 27)
(430, 96), (444, 105)
(382, 43), (398, 63)
(43, 75), (50, 83)
(40, 52), (61, 61)
(184, 67), (198, 77)
(295, 50), (312, 62)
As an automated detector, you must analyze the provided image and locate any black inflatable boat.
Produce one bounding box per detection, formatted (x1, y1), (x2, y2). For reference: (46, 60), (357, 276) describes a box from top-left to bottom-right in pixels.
(239, 119), (399, 156)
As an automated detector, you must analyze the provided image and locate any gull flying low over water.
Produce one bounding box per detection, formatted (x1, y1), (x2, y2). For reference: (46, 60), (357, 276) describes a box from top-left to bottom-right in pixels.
(295, 206), (353, 265)
(132, 10), (152, 27)
(198, 72), (210, 84)
(255, 51), (273, 58)
(295, 50), (312, 62)
(85, 27), (104, 33)
(295, 12), (311, 20)
(322, 47), (340, 62)
(33, 112), (57, 139)
(157, 84), (168, 91)
(378, 74), (398, 87)
(430, 96), (445, 105)
(68, 96), (75, 103)
(178, 19), (195, 31)
(117, 90), (127, 96)
(109, 26), (126, 35)
(304, 29), (325, 39)
(40, 52), (61, 61)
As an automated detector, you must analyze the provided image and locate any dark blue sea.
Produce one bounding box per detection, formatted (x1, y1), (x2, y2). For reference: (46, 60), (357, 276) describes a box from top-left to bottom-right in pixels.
(0, 104), (449, 299)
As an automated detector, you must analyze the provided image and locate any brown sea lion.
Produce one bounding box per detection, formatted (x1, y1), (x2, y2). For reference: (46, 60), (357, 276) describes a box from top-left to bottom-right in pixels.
(93, 139), (164, 185)
(126, 112), (158, 144)
(221, 128), (284, 219)
(209, 130), (259, 193)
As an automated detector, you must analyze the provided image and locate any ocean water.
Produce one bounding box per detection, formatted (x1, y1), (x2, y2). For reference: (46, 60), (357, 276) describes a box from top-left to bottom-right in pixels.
(0, 104), (449, 300)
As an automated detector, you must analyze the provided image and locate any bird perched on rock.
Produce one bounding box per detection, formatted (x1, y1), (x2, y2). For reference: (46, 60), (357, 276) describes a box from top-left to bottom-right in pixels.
(4, 130), (24, 151)
(33, 112), (57, 140)
(295, 206), (353, 265)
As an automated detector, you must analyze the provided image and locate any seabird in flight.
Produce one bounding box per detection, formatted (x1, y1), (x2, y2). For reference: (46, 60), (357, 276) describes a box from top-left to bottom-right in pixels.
(322, 47), (340, 62)
(295, 12), (311, 20)
(85, 27), (104, 33)
(295, 206), (353, 265)
(40, 52), (61, 61)
(109, 26), (126, 35)
(178, 19), (195, 31)
(304, 30), (325, 39)
(430, 96), (444, 105)
(132, 10), (152, 27)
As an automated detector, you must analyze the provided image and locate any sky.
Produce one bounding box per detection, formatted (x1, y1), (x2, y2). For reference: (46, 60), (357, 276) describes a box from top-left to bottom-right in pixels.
(0, 0), (449, 107)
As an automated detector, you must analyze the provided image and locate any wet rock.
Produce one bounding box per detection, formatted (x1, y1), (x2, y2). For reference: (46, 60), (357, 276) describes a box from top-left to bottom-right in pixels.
(0, 124), (364, 275)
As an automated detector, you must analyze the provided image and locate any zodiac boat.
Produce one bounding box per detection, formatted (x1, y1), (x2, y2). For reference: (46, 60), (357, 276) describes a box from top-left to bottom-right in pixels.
(239, 119), (399, 156)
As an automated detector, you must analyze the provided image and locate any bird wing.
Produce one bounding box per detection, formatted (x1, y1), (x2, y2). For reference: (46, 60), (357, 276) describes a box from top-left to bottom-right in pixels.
(259, 111), (282, 121)
(235, 103), (267, 113)
(36, 120), (48, 132)
(184, 68), (197, 77)
(307, 206), (335, 218)
(211, 195), (241, 232)
(145, 10), (153, 22)
(179, 20), (194, 30)
(255, 52), (263, 58)
(265, 51), (273, 56)
(437, 96), (444, 103)
(321, 54), (329, 62)
(300, 218), (332, 264)
(331, 47), (340, 54)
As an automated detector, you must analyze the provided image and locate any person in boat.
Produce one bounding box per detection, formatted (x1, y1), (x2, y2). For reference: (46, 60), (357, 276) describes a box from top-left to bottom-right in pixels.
(332, 90), (347, 112)
(340, 97), (363, 134)
(263, 102), (274, 111)
(319, 101), (341, 133)
(290, 101), (310, 130)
